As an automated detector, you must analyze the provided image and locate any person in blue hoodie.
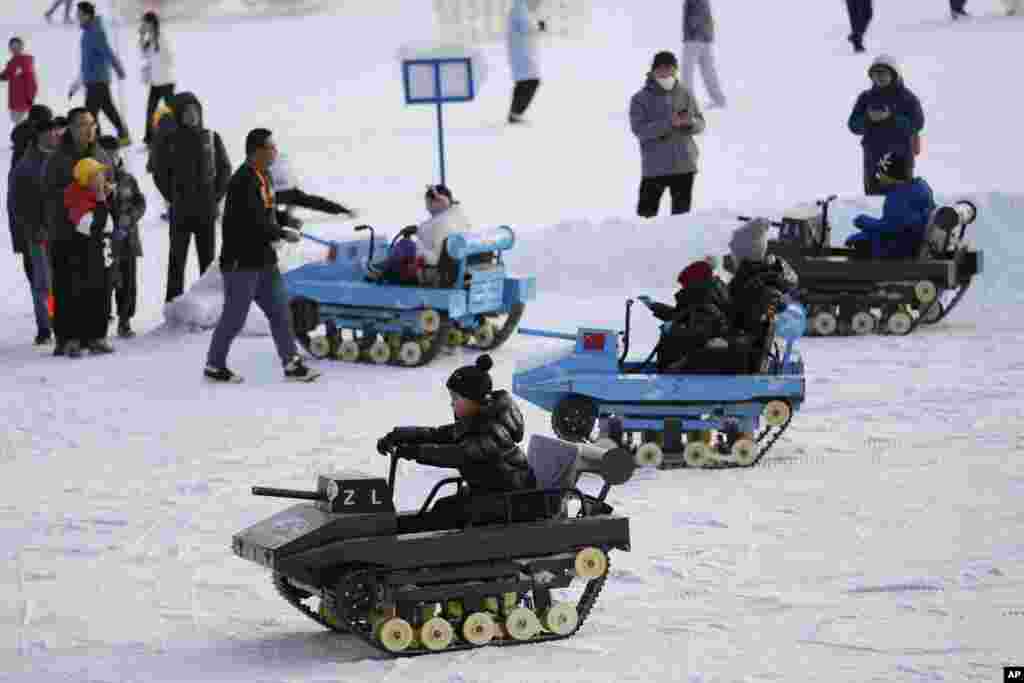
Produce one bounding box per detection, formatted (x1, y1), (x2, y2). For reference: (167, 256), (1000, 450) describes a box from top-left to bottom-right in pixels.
(848, 55), (924, 196)
(69, 2), (130, 146)
(845, 152), (935, 260)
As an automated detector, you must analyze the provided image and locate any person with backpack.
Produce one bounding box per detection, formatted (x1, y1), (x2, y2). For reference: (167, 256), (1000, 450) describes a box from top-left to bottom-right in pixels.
(153, 91), (231, 302)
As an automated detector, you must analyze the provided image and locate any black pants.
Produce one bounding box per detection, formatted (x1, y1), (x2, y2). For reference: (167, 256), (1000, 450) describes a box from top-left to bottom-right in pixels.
(637, 173), (696, 217)
(166, 220), (216, 302)
(109, 256), (138, 321)
(950, 0), (966, 12)
(85, 82), (128, 139)
(845, 0), (874, 39)
(510, 79), (540, 117)
(144, 84), (175, 144)
(51, 236), (109, 345)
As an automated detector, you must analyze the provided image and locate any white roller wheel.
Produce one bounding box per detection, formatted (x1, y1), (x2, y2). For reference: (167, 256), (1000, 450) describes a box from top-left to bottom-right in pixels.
(850, 311), (876, 335)
(418, 309), (441, 333)
(376, 617), (414, 652)
(307, 335), (331, 359)
(683, 441), (713, 468)
(419, 617), (454, 651)
(541, 602), (579, 636)
(886, 311), (913, 335)
(504, 607), (541, 641)
(461, 612), (496, 646)
(337, 339), (360, 362)
(914, 280), (938, 304)
(634, 442), (664, 468)
(574, 547), (608, 579)
(398, 341), (423, 366)
(763, 400), (791, 427)
(368, 339), (391, 364)
(731, 439), (759, 467)
(473, 322), (496, 348)
(812, 310), (838, 336)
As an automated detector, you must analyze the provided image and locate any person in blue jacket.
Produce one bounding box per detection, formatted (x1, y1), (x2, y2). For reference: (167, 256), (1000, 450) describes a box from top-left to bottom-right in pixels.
(847, 55), (924, 196)
(69, 2), (130, 146)
(845, 152), (935, 260)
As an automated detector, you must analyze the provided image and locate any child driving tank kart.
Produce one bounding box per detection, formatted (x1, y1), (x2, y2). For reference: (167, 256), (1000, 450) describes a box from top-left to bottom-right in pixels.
(376, 354), (538, 530)
(726, 217), (799, 334)
(845, 151), (935, 260)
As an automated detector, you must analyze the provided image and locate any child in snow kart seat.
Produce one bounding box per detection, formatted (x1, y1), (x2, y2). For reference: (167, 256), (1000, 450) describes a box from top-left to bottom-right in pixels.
(418, 184), (485, 287)
(376, 354), (539, 531)
(845, 152), (936, 260)
(638, 256), (735, 373)
(727, 217), (798, 337)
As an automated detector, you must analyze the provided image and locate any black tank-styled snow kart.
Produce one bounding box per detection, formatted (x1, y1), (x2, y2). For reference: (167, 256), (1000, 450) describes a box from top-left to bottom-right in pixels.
(724, 195), (983, 336)
(232, 436), (634, 656)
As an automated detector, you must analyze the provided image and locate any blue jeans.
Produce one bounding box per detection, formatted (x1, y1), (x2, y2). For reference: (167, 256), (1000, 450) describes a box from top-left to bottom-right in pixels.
(207, 266), (297, 368)
(22, 242), (51, 335)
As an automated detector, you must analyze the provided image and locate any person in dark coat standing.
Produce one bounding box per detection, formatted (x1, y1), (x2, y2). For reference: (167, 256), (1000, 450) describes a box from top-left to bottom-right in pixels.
(629, 50), (705, 218)
(848, 55), (925, 196)
(845, 0), (873, 53)
(98, 134), (146, 338)
(69, 2), (130, 145)
(43, 107), (115, 357)
(950, 0), (969, 19)
(154, 91), (231, 302)
(9, 112), (60, 345)
(377, 354), (537, 530)
(204, 128), (319, 384)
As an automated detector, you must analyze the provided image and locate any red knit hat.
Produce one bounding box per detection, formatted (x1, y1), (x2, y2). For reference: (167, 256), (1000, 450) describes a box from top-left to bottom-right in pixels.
(677, 260), (713, 288)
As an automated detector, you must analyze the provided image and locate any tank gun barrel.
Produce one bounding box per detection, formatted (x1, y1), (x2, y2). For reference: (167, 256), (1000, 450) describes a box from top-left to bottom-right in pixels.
(252, 486), (324, 501)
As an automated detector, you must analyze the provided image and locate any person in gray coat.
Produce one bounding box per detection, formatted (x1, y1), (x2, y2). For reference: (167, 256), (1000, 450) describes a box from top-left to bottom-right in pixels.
(682, 0), (726, 109)
(629, 51), (705, 218)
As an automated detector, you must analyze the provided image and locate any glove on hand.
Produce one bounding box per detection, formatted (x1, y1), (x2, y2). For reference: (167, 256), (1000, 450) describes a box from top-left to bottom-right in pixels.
(376, 437), (393, 456)
(395, 444), (420, 461)
(345, 208), (361, 219)
(281, 227), (302, 244)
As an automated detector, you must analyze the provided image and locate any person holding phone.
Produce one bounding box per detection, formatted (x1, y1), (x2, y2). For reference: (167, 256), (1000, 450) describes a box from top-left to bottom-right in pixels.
(629, 50), (705, 217)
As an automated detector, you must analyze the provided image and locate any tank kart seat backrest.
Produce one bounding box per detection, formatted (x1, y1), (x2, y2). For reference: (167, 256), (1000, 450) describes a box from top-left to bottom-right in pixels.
(521, 434), (581, 520)
(917, 205), (961, 260)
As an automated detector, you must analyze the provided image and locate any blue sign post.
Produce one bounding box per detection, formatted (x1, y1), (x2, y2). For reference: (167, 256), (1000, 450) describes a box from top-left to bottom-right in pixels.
(401, 57), (476, 187)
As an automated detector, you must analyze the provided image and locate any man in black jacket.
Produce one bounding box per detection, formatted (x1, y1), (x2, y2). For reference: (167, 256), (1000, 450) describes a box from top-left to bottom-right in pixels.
(204, 128), (319, 384)
(153, 91), (230, 302)
(377, 354), (537, 530)
(43, 107), (115, 357)
(9, 112), (60, 345)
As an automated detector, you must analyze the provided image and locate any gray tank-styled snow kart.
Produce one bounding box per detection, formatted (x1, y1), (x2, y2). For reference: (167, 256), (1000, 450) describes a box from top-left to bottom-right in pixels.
(232, 436), (634, 656)
(726, 195), (983, 336)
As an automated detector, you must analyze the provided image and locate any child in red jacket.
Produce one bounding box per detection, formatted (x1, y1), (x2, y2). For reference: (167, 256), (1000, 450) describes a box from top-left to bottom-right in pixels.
(1, 38), (38, 129)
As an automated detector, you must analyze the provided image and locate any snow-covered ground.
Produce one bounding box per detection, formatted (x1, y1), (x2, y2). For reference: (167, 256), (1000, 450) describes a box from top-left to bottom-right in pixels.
(2, 1), (1023, 681)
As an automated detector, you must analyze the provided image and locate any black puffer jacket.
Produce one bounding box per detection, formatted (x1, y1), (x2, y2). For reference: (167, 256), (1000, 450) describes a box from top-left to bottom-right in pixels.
(728, 256), (798, 333)
(153, 91), (230, 227)
(397, 391), (535, 494)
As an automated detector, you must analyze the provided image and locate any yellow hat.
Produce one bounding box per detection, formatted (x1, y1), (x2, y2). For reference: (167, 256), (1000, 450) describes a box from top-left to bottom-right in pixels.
(73, 158), (108, 188)
(152, 102), (173, 131)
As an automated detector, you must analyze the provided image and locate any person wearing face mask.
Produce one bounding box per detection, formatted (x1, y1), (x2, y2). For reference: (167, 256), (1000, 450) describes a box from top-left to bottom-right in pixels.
(847, 55), (924, 196)
(629, 50), (705, 218)
(153, 91), (231, 302)
(138, 11), (175, 147)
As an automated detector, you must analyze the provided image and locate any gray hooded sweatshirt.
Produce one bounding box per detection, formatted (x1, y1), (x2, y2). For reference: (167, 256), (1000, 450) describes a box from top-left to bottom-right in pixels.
(629, 75), (705, 178)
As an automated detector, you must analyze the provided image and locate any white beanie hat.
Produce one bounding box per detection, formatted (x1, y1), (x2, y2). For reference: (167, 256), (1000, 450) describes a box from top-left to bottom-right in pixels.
(729, 218), (770, 265)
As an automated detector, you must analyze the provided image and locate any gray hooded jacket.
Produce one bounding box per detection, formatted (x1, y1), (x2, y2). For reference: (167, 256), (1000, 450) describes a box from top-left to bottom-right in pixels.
(630, 75), (705, 178)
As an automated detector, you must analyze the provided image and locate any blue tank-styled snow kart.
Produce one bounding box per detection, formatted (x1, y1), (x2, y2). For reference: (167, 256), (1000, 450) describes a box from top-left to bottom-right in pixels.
(512, 299), (807, 469)
(736, 195), (984, 336)
(285, 224), (535, 367)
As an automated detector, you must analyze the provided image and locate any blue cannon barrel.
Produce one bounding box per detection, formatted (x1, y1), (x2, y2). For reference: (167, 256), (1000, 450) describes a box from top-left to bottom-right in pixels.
(445, 226), (515, 260)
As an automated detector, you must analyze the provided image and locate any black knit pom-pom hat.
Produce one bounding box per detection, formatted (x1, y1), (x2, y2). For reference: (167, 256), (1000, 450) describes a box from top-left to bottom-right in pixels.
(447, 354), (494, 403)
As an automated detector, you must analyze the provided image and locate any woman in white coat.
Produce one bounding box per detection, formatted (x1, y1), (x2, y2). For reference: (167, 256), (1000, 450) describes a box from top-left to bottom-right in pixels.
(506, 0), (546, 124)
(139, 11), (175, 146)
